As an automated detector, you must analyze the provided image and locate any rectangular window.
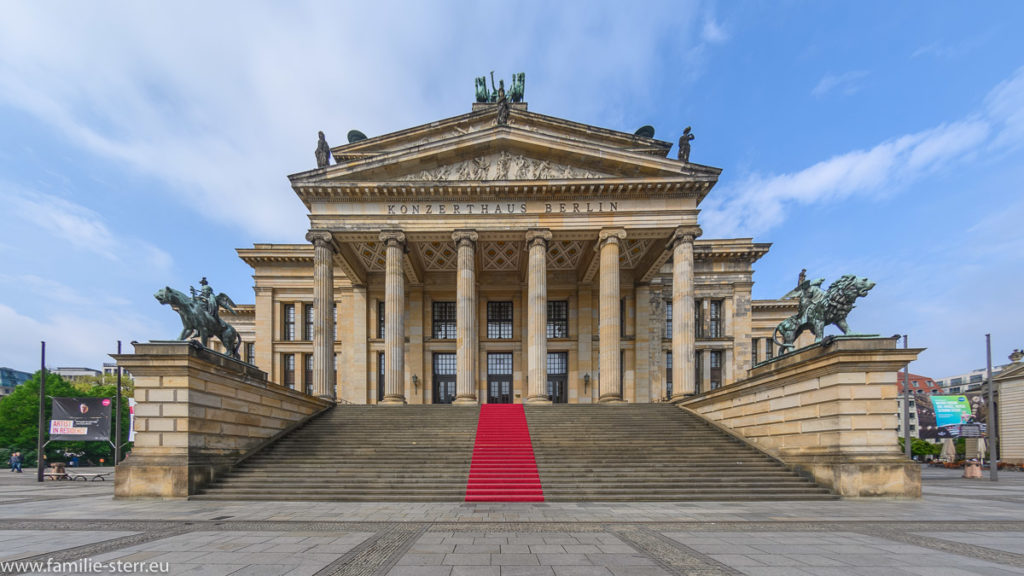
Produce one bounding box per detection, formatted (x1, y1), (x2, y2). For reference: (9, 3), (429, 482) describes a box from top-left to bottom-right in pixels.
(694, 351), (703, 394)
(620, 299), (626, 338)
(283, 304), (296, 341)
(751, 338), (759, 365)
(710, 350), (722, 390)
(377, 352), (385, 402)
(665, 351), (673, 397)
(664, 301), (672, 339)
(304, 304), (315, 341)
(283, 353), (295, 389)
(333, 303), (337, 340)
(487, 301), (513, 339)
(694, 299), (704, 338)
(432, 301), (456, 339)
(245, 342), (255, 364)
(766, 338), (774, 360)
(547, 300), (569, 339)
(304, 354), (313, 395)
(709, 300), (722, 338)
(970, 374), (983, 383)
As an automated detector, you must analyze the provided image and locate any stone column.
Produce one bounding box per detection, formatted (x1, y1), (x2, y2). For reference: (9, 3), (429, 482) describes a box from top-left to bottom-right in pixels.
(305, 231), (336, 400)
(380, 230), (406, 404)
(452, 230), (479, 405)
(670, 226), (701, 400)
(598, 228), (626, 403)
(525, 229), (553, 404)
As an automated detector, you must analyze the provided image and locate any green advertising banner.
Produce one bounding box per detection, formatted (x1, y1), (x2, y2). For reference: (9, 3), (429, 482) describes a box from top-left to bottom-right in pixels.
(932, 395), (972, 428)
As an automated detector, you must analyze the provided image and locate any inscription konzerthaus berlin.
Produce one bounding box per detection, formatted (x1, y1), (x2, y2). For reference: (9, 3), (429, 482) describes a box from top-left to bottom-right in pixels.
(222, 99), (811, 405)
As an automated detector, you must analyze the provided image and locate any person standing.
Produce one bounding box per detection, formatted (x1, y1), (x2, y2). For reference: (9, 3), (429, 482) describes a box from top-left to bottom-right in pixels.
(12, 451), (22, 473)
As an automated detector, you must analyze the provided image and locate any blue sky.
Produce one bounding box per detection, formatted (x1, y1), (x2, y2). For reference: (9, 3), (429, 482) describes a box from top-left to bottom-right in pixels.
(0, 1), (1021, 378)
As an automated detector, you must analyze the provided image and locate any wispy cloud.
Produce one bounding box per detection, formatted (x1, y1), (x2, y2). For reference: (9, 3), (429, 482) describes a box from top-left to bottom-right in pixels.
(811, 70), (869, 97)
(703, 67), (1024, 238)
(702, 16), (729, 44)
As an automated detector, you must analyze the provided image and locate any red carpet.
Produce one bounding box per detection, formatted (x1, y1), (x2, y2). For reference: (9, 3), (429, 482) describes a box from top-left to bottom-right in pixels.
(465, 404), (544, 502)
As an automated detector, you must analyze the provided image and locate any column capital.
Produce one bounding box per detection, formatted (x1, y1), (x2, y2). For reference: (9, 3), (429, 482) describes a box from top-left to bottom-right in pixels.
(305, 230), (334, 250)
(598, 228), (627, 247)
(452, 229), (479, 248)
(525, 228), (552, 249)
(379, 230), (406, 247)
(668, 226), (702, 249)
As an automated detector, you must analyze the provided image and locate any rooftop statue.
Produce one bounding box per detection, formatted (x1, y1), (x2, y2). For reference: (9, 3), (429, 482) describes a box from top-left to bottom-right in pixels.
(475, 71), (525, 103)
(155, 277), (241, 359)
(678, 126), (694, 163)
(772, 272), (875, 353)
(315, 131), (330, 168)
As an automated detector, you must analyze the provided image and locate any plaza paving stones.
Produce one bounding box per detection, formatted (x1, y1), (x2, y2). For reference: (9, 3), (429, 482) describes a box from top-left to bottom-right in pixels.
(1, 467), (1024, 575)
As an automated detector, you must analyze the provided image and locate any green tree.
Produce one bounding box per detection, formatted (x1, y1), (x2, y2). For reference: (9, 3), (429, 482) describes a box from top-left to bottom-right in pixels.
(897, 437), (943, 458)
(0, 371), (132, 467)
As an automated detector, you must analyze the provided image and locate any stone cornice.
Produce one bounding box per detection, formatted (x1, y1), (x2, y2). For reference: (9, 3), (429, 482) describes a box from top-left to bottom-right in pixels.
(693, 240), (771, 263)
(237, 245), (313, 265)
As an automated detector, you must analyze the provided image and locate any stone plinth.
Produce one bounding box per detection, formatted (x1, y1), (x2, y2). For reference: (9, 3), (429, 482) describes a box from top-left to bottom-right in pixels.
(112, 341), (332, 498)
(679, 337), (923, 498)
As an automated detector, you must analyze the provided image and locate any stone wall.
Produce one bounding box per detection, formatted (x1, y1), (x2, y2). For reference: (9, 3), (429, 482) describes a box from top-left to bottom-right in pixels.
(113, 341), (333, 498)
(680, 337), (922, 497)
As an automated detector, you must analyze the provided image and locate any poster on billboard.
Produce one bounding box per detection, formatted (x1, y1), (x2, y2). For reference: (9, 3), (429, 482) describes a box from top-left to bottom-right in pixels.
(49, 397), (113, 441)
(916, 394), (987, 439)
(128, 398), (136, 442)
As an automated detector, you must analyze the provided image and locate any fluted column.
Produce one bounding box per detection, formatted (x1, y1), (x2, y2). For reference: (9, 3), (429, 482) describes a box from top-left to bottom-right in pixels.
(453, 230), (479, 405)
(525, 229), (553, 404)
(380, 230), (406, 404)
(305, 230), (336, 400)
(598, 228), (627, 403)
(670, 226), (701, 399)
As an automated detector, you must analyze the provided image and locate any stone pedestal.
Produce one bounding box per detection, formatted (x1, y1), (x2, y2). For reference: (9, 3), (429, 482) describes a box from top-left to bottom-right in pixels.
(453, 230), (479, 405)
(380, 230), (407, 404)
(680, 337), (924, 498)
(598, 228), (626, 403)
(526, 229), (552, 404)
(112, 341), (331, 498)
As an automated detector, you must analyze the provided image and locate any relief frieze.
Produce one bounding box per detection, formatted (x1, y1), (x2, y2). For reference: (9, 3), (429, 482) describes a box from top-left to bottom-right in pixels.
(395, 151), (610, 181)
(386, 201), (618, 215)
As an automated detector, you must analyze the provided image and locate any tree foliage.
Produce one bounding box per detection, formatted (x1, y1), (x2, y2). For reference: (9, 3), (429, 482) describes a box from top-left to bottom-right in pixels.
(0, 371), (132, 467)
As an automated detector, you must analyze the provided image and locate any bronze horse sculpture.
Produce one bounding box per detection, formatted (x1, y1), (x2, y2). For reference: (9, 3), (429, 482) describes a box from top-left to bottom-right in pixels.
(155, 286), (241, 359)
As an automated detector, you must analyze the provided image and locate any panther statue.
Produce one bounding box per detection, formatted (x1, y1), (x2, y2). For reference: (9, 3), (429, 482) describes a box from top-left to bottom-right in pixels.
(773, 274), (875, 352)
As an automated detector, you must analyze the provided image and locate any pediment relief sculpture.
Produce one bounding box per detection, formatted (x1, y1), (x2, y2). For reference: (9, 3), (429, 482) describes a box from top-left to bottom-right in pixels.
(395, 151), (612, 182)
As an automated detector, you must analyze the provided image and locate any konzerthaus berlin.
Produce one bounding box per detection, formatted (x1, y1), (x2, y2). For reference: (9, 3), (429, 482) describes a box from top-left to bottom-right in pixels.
(225, 99), (808, 405)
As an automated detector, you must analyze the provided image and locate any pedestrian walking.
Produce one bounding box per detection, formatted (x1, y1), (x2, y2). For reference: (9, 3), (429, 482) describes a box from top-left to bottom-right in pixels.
(12, 452), (23, 473)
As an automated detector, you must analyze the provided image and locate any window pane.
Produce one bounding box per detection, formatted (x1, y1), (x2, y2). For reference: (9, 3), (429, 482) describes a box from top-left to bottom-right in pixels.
(432, 302), (456, 339)
(283, 353), (295, 389)
(546, 301), (568, 339)
(283, 304), (295, 341)
(304, 305), (315, 341)
(487, 301), (513, 339)
(487, 353), (512, 375)
(434, 352), (456, 375)
(377, 301), (385, 339)
(664, 301), (672, 339)
(547, 352), (567, 375)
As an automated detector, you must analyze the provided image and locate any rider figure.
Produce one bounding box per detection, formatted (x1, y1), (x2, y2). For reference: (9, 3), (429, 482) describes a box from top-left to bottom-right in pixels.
(194, 277), (219, 321)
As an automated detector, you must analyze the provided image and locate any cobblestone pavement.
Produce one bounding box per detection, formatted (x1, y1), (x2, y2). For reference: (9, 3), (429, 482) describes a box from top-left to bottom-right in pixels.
(1, 467), (1023, 575)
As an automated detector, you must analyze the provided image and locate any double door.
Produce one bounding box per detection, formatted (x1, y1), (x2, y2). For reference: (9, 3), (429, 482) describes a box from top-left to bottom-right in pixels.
(487, 352), (513, 403)
(547, 352), (568, 404)
(432, 353), (456, 404)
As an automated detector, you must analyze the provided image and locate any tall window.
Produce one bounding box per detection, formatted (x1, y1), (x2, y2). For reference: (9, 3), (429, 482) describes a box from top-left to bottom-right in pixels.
(665, 351), (673, 397)
(245, 342), (255, 364)
(333, 303), (337, 339)
(377, 301), (385, 339)
(303, 354), (313, 395)
(694, 351), (703, 394)
(766, 338), (774, 360)
(283, 353), (295, 389)
(664, 301), (673, 339)
(304, 304), (315, 341)
(620, 299), (626, 337)
(283, 304), (296, 341)
(709, 300), (722, 338)
(695, 300), (704, 338)
(710, 350), (722, 390)
(377, 352), (385, 402)
(432, 301), (456, 339)
(487, 301), (513, 339)
(547, 301), (569, 338)
(751, 338), (758, 365)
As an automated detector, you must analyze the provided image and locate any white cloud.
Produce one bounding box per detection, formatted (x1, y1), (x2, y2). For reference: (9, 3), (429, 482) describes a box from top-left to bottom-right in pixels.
(811, 70), (869, 97)
(704, 67), (1024, 238)
(702, 17), (729, 44)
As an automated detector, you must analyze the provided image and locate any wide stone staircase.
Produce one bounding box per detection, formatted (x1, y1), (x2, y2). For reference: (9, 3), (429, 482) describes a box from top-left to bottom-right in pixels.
(526, 404), (835, 501)
(195, 403), (835, 501)
(194, 405), (479, 501)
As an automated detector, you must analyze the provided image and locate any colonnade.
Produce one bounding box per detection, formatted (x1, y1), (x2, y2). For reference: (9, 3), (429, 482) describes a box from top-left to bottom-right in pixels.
(306, 225), (700, 403)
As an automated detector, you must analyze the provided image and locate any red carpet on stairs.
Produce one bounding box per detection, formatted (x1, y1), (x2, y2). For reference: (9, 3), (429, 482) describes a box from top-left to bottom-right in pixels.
(465, 404), (544, 502)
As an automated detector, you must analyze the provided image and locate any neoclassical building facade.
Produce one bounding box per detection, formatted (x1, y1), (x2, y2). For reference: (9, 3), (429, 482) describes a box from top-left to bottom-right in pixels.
(226, 102), (804, 404)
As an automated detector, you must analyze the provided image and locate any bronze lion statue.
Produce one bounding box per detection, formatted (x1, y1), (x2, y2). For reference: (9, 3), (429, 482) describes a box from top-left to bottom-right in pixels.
(773, 274), (875, 352)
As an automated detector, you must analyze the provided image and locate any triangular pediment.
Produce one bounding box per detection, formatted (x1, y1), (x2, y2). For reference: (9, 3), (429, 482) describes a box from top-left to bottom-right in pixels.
(291, 119), (720, 187)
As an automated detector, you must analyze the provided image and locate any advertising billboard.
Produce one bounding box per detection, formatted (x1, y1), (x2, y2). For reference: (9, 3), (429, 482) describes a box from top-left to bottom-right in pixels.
(916, 393), (987, 439)
(49, 397), (113, 441)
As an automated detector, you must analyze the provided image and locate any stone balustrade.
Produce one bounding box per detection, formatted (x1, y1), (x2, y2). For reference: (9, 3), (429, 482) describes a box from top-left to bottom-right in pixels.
(680, 337), (922, 497)
(113, 341), (332, 498)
